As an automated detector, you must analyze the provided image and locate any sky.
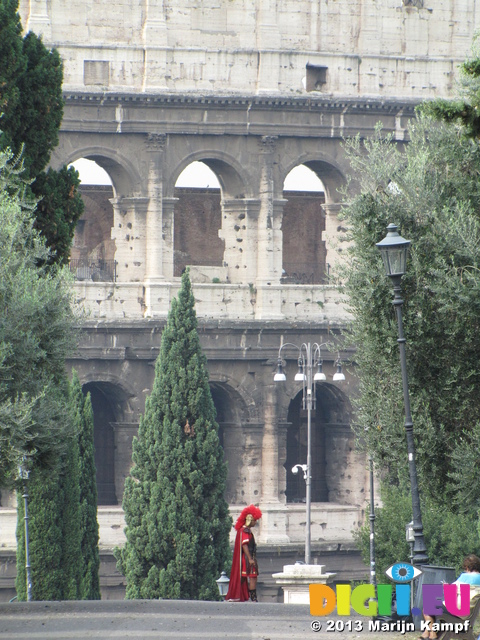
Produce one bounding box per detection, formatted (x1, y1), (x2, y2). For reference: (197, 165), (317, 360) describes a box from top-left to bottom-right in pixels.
(70, 158), (325, 191)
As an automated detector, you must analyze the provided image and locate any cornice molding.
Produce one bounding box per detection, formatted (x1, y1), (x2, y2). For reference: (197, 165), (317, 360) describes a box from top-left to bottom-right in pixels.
(63, 91), (419, 116)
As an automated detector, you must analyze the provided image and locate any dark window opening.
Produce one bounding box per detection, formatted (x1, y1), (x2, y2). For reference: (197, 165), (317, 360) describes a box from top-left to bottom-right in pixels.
(83, 383), (118, 506)
(285, 391), (328, 503)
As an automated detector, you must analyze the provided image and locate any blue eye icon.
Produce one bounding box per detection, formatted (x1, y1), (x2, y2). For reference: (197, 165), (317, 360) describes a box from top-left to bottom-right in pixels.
(385, 563), (422, 582)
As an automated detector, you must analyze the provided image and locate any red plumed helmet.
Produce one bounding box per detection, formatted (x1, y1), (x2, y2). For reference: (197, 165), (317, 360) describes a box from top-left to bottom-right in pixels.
(234, 504), (263, 531)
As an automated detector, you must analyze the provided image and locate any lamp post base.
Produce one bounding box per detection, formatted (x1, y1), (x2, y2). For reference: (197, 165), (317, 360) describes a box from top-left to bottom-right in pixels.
(273, 564), (336, 604)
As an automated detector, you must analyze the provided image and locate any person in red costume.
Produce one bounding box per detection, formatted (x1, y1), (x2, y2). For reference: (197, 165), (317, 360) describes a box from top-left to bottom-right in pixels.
(226, 504), (262, 602)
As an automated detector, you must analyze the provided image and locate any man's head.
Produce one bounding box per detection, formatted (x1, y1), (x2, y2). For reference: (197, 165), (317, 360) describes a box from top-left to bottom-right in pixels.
(234, 504), (262, 531)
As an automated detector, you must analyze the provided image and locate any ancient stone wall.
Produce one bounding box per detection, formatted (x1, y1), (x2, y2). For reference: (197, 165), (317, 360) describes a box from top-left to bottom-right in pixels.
(19, 0), (479, 99)
(0, 0), (443, 599)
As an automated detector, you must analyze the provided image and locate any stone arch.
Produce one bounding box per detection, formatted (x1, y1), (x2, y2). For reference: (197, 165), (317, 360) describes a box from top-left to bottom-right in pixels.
(169, 151), (255, 283)
(81, 378), (134, 506)
(60, 144), (149, 282)
(281, 154), (348, 279)
(70, 184), (116, 281)
(280, 155), (347, 204)
(55, 144), (143, 199)
(281, 162), (327, 285)
(285, 383), (353, 504)
(167, 151), (252, 200)
(209, 381), (256, 504)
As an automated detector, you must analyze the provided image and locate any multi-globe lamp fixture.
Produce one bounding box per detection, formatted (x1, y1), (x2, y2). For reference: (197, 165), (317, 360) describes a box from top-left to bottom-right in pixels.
(274, 342), (344, 564)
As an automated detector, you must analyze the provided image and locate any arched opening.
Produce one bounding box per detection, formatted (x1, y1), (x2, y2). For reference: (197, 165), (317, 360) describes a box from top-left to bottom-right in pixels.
(285, 383), (352, 504)
(210, 382), (250, 504)
(69, 158), (116, 282)
(82, 381), (125, 506)
(282, 164), (326, 284)
(174, 161), (223, 277)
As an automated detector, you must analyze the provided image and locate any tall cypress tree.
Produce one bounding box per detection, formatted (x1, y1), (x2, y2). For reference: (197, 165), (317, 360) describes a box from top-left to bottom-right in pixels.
(117, 271), (231, 600)
(16, 374), (101, 602)
(16, 467), (66, 601)
(71, 370), (101, 600)
(16, 429), (82, 601)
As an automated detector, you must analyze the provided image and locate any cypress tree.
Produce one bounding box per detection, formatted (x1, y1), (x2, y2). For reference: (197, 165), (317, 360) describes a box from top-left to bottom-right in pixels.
(71, 370), (101, 600)
(117, 271), (231, 600)
(16, 373), (102, 602)
(0, 0), (84, 264)
(16, 468), (65, 601)
(60, 429), (82, 600)
(0, 0), (25, 127)
(16, 430), (82, 601)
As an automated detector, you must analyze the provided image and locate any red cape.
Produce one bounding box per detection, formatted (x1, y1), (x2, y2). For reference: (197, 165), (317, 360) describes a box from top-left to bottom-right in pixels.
(225, 527), (250, 602)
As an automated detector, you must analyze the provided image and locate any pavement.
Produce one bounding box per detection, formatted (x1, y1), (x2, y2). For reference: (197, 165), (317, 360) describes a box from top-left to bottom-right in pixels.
(0, 599), (419, 640)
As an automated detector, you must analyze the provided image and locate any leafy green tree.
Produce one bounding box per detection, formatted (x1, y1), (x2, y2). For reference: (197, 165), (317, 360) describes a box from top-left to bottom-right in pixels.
(341, 115), (480, 514)
(355, 485), (480, 579)
(0, 148), (78, 489)
(71, 370), (101, 600)
(0, 0), (84, 264)
(117, 271), (232, 600)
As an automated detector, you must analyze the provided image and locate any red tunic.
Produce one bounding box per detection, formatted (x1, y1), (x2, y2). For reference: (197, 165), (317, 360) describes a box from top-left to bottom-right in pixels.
(225, 526), (257, 602)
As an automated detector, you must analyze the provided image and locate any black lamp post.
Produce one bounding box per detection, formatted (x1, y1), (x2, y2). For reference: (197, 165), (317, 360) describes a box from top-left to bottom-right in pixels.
(369, 455), (376, 587)
(18, 457), (32, 601)
(376, 223), (428, 564)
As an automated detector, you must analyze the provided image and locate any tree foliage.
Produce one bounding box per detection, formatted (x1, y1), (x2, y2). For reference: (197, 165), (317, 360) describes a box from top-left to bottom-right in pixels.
(117, 271), (232, 600)
(16, 441), (83, 601)
(15, 373), (101, 601)
(420, 38), (480, 139)
(71, 370), (101, 600)
(0, 0), (83, 264)
(341, 116), (480, 514)
(0, 148), (78, 489)
(355, 485), (480, 580)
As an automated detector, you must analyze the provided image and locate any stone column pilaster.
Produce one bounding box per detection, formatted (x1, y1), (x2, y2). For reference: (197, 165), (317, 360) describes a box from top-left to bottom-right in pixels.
(219, 199), (260, 284)
(242, 423), (264, 504)
(259, 385), (289, 543)
(142, 0), (168, 91)
(25, 0), (52, 39)
(256, 0), (281, 93)
(161, 197), (178, 280)
(110, 197), (149, 282)
(277, 421), (290, 504)
(145, 133), (167, 282)
(255, 137), (285, 318)
(322, 202), (349, 279)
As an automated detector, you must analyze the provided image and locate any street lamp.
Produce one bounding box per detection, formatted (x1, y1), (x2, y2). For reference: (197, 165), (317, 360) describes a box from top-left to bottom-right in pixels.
(274, 342), (344, 565)
(18, 457), (32, 601)
(369, 456), (376, 587)
(216, 571), (230, 600)
(376, 223), (428, 565)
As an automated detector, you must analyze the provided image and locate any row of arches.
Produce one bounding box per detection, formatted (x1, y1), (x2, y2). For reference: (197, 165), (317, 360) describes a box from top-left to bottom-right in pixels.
(86, 378), (351, 507)
(70, 158), (331, 285)
(72, 158), (325, 192)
